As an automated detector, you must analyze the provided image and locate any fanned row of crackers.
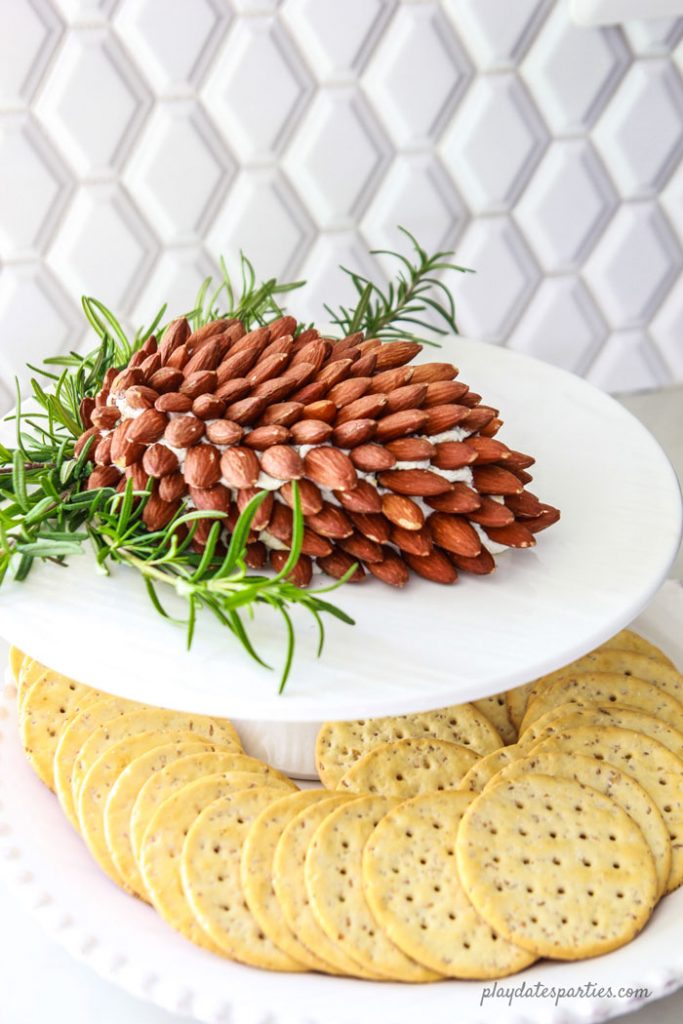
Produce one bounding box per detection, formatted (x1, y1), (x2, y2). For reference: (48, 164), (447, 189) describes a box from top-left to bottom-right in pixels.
(10, 626), (683, 981)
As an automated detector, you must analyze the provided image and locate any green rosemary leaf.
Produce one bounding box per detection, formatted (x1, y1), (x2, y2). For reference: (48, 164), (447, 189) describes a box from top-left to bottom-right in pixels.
(12, 448), (28, 512)
(14, 554), (34, 581)
(277, 605), (295, 694)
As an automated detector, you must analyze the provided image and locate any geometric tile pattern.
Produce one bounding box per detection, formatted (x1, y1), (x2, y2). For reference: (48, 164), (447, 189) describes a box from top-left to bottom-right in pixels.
(0, 0), (682, 403)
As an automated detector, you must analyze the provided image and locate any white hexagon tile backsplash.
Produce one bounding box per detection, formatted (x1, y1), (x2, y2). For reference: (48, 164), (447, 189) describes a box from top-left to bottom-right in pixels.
(1, 0), (682, 410)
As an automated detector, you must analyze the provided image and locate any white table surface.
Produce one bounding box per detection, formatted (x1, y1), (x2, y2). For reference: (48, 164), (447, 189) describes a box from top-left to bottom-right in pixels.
(2, 385), (682, 1024)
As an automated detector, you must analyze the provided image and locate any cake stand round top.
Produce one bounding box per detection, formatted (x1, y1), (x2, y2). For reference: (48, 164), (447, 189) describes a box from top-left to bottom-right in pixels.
(0, 339), (680, 723)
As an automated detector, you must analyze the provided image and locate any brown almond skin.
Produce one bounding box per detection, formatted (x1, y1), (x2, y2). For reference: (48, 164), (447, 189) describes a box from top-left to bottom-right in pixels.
(164, 415), (205, 448)
(327, 345), (359, 365)
(139, 353), (162, 378)
(332, 332), (364, 354)
(125, 460), (151, 491)
(180, 370), (217, 400)
(159, 317), (191, 362)
(334, 480), (382, 514)
(247, 352), (290, 387)
(142, 444), (179, 478)
(423, 380), (469, 406)
(289, 381), (327, 405)
(90, 406), (121, 430)
(245, 542), (267, 569)
(205, 420), (243, 446)
(94, 435), (113, 466)
(385, 437), (434, 460)
(279, 479), (323, 516)
(465, 437), (510, 463)
(143, 493), (181, 530)
(87, 466), (121, 490)
(260, 444), (304, 482)
(384, 383), (427, 415)
(244, 425), (290, 450)
(220, 447), (260, 488)
(236, 487), (273, 531)
(404, 547), (458, 584)
(290, 419), (333, 445)
(302, 400), (336, 424)
(111, 367), (144, 393)
(270, 550), (313, 588)
(472, 465), (524, 496)
(426, 484), (482, 514)
(125, 385), (159, 410)
(504, 491), (545, 518)
(186, 318), (227, 350)
(268, 315), (297, 340)
(450, 547), (496, 575)
(429, 513), (481, 557)
(332, 418), (377, 448)
(484, 522), (536, 548)
(349, 352), (377, 377)
(149, 367), (184, 393)
(159, 472), (188, 502)
(280, 361), (317, 390)
(189, 483), (231, 514)
(468, 497), (516, 528)
(317, 548), (365, 582)
(339, 532), (384, 564)
(305, 503), (354, 539)
(155, 392), (193, 413)
(327, 377), (370, 406)
(267, 502), (333, 557)
(258, 402), (304, 427)
(349, 512), (391, 544)
(480, 417), (504, 438)
(505, 450), (535, 471)
(350, 444), (396, 472)
(291, 328), (320, 352)
(368, 367), (413, 394)
(111, 421), (145, 468)
(230, 326), (270, 356)
(251, 377), (298, 403)
(431, 441), (477, 470)
(461, 406), (498, 431)
(127, 408), (168, 444)
(410, 362), (458, 385)
(192, 394), (226, 420)
(374, 409), (428, 442)
(216, 348), (261, 384)
(79, 396), (95, 428)
(75, 426), (101, 458)
(290, 340), (329, 371)
(525, 506), (561, 533)
(423, 405), (470, 433)
(377, 469), (452, 497)
(381, 493), (424, 530)
(184, 339), (224, 375)
(460, 390), (482, 408)
(373, 341), (421, 370)
(336, 393), (387, 425)
(224, 396), (267, 425)
(313, 360), (352, 390)
(367, 548), (410, 587)
(183, 444), (222, 489)
(390, 525), (433, 557)
(165, 344), (189, 370)
(304, 447), (357, 492)
(215, 378), (251, 404)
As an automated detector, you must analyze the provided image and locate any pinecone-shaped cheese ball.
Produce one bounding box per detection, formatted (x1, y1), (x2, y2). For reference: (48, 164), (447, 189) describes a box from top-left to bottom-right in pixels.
(75, 315), (559, 587)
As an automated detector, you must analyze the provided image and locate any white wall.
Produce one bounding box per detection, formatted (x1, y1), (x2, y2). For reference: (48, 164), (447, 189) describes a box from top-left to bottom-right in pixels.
(0, 0), (682, 407)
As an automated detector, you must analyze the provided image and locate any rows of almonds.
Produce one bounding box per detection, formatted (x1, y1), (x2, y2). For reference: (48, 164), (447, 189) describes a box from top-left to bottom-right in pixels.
(74, 314), (559, 587)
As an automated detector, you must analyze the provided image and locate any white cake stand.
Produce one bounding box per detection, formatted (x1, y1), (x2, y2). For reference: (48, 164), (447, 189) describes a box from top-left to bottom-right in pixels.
(0, 339), (680, 775)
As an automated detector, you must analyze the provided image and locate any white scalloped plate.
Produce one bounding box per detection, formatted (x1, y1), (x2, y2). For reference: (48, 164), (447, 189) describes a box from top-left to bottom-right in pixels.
(1, 582), (683, 1024)
(0, 340), (681, 725)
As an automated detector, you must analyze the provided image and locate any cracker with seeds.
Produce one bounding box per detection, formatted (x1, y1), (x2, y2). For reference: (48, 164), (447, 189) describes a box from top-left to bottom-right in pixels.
(472, 694), (517, 745)
(8, 646), (26, 683)
(532, 726), (683, 892)
(316, 704), (501, 789)
(181, 786), (306, 970)
(305, 794), (439, 981)
(338, 738), (479, 797)
(484, 750), (672, 897)
(19, 674), (101, 791)
(363, 790), (535, 978)
(505, 682), (535, 733)
(521, 673), (683, 735)
(521, 702), (683, 759)
(457, 744), (528, 794)
(456, 774), (658, 959)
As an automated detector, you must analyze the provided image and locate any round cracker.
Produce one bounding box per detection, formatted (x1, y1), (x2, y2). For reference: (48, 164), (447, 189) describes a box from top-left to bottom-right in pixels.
(363, 790), (535, 978)
(472, 694), (517, 745)
(55, 697), (143, 829)
(181, 786), (305, 970)
(338, 738), (479, 797)
(316, 703), (501, 789)
(532, 725), (683, 892)
(19, 674), (101, 790)
(241, 790), (342, 974)
(522, 702), (683, 759)
(105, 740), (221, 899)
(602, 630), (675, 667)
(131, 750), (293, 864)
(456, 773), (658, 959)
(521, 673), (683, 735)
(305, 794), (439, 981)
(485, 750), (672, 898)
(72, 707), (242, 803)
(272, 794), (382, 979)
(78, 729), (205, 889)
(457, 744), (528, 794)
(8, 646), (27, 683)
(505, 682), (535, 733)
(140, 773), (292, 955)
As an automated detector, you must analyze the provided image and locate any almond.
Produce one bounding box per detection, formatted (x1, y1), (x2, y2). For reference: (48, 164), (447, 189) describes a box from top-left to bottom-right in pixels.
(327, 345), (359, 365)
(189, 483), (231, 514)
(75, 425), (101, 458)
(423, 380), (469, 406)
(314, 360), (353, 390)
(125, 385), (159, 410)
(261, 335), (293, 360)
(304, 447), (357, 492)
(220, 447), (260, 488)
(367, 549), (409, 587)
(374, 409), (428, 442)
(302, 400), (336, 423)
(290, 419), (333, 445)
(525, 505), (560, 534)
(94, 435), (112, 466)
(460, 390), (482, 408)
(349, 511), (391, 544)
(236, 487), (273, 531)
(332, 332), (364, 354)
(289, 340), (329, 372)
(305, 503), (353, 539)
(390, 524), (433, 557)
(339, 532), (383, 564)
(216, 347), (261, 384)
(381, 493), (424, 530)
(267, 502), (332, 557)
(215, 378), (251, 404)
(461, 406), (498, 432)
(111, 420), (145, 468)
(332, 418), (376, 448)
(357, 337), (382, 353)
(87, 466), (120, 490)
(327, 377), (370, 407)
(423, 405), (470, 434)
(230, 326), (270, 356)
(317, 548), (365, 582)
(259, 402), (304, 427)
(428, 514), (481, 557)
(270, 550), (313, 588)
(184, 444), (222, 489)
(291, 327), (320, 351)
(289, 381), (327, 404)
(260, 444), (304, 481)
(90, 406), (121, 430)
(244, 425), (290, 450)
(511, 467), (533, 484)
(183, 339), (223, 375)
(468, 497), (515, 528)
(426, 484), (482, 514)
(350, 444), (396, 472)
(111, 367), (144, 393)
(79, 396), (95, 428)
(385, 437), (434, 461)
(410, 362), (458, 385)
(180, 370), (217, 400)
(349, 352), (377, 377)
(373, 341), (421, 370)
(149, 367), (184, 393)
(165, 344), (189, 370)
(280, 360), (317, 390)
(192, 394), (225, 420)
(268, 315), (297, 340)
(472, 465), (523, 496)
(505, 450), (535, 471)
(377, 469), (452, 497)
(336, 393), (387, 425)
(465, 437), (510, 463)
(127, 408), (168, 444)
(125, 461), (151, 491)
(159, 318), (191, 362)
(245, 542), (267, 569)
(164, 415), (205, 448)
(205, 420), (243, 446)
(368, 367), (413, 394)
(186, 318), (228, 350)
(504, 490), (544, 518)
(248, 352), (290, 387)
(279, 479), (323, 516)
(142, 492), (181, 530)
(333, 479), (382, 514)
(142, 444), (179, 478)
(450, 548), (496, 575)
(404, 548), (458, 585)
(384, 383), (427, 415)
(251, 376), (297, 404)
(484, 522), (536, 548)
(224, 396), (266, 424)
(431, 441), (477, 470)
